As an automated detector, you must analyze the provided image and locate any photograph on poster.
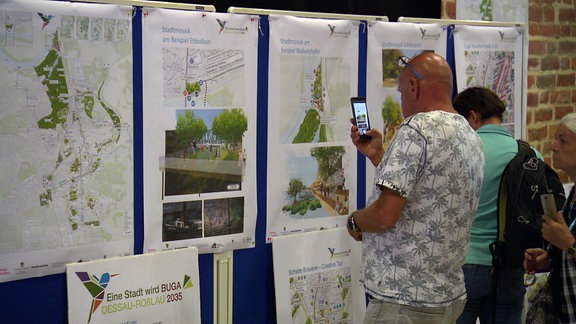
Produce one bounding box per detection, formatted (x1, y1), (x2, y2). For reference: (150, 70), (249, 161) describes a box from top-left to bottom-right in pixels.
(163, 108), (246, 196)
(378, 48), (430, 148)
(204, 197), (244, 237)
(162, 197), (244, 242)
(162, 201), (203, 241)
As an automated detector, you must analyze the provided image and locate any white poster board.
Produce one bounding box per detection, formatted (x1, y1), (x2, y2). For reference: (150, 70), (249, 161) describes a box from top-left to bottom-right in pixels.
(457, 0), (528, 26)
(365, 21), (447, 203)
(0, 0), (134, 283)
(453, 24), (525, 137)
(67, 248), (201, 324)
(141, 8), (259, 254)
(266, 14), (360, 242)
(272, 228), (365, 323)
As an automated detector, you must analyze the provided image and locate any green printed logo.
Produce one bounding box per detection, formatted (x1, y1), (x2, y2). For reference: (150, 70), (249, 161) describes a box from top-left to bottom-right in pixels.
(326, 24), (350, 38)
(182, 274), (194, 289)
(217, 19), (227, 34)
(216, 18), (248, 35)
(328, 247), (352, 260)
(328, 24), (336, 37)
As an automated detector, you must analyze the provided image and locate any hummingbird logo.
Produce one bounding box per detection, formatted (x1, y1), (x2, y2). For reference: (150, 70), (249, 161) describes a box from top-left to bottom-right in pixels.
(76, 271), (119, 323)
(216, 19), (226, 34)
(37, 13), (54, 30)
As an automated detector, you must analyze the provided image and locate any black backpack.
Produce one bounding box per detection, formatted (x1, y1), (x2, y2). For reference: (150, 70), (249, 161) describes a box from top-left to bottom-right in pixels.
(490, 140), (566, 269)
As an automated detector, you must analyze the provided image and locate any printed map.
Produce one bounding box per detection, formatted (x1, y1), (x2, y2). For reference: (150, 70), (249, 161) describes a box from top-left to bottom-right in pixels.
(162, 48), (245, 108)
(0, 9), (133, 258)
(279, 56), (351, 144)
(289, 267), (354, 323)
(463, 50), (515, 123)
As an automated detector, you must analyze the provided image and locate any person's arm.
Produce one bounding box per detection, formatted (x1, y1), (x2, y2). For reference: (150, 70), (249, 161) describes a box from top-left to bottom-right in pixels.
(346, 186), (406, 241)
(349, 118), (384, 167)
(542, 212), (576, 257)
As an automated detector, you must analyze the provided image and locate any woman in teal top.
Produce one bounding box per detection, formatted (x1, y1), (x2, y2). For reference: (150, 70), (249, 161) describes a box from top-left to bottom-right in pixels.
(453, 87), (541, 324)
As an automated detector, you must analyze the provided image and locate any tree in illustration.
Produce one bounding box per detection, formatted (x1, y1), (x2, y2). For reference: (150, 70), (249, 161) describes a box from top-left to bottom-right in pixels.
(287, 177), (305, 205)
(382, 48), (403, 81)
(175, 110), (208, 151)
(310, 146), (345, 181)
(185, 81), (201, 96)
(211, 108), (247, 148)
(382, 95), (403, 145)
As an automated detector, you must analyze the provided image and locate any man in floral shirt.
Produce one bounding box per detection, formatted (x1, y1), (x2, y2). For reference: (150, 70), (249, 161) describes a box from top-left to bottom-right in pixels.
(348, 52), (484, 323)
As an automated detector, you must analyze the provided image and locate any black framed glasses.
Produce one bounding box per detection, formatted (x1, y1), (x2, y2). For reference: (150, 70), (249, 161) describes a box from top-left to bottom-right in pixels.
(398, 56), (423, 80)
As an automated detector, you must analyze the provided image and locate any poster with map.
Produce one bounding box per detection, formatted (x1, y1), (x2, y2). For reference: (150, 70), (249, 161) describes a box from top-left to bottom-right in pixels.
(272, 227), (364, 324)
(266, 15), (359, 242)
(0, 0), (134, 283)
(456, 0), (528, 26)
(141, 9), (258, 254)
(365, 21), (447, 203)
(453, 25), (525, 137)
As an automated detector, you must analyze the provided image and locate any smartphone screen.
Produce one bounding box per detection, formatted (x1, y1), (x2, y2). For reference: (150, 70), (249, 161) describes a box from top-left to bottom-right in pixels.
(350, 97), (371, 140)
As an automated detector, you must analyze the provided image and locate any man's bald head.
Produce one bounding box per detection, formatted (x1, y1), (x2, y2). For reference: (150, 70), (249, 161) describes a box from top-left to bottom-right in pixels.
(398, 52), (456, 116)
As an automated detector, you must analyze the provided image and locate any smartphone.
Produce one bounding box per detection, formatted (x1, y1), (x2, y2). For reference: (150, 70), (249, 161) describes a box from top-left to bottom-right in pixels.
(540, 193), (558, 220)
(350, 97), (371, 140)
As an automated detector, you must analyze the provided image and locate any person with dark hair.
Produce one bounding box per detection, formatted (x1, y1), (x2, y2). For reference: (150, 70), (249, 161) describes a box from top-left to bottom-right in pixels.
(453, 87), (537, 324)
(347, 53), (484, 323)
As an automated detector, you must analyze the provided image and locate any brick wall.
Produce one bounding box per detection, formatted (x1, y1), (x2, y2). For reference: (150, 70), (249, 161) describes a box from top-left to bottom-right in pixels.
(442, 0), (576, 182)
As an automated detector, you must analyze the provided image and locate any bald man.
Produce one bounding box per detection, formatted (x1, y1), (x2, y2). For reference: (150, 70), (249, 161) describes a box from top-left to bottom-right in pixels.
(347, 52), (485, 323)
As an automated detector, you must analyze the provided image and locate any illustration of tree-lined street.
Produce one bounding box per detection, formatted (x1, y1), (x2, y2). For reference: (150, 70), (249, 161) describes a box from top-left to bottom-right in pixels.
(283, 146), (348, 217)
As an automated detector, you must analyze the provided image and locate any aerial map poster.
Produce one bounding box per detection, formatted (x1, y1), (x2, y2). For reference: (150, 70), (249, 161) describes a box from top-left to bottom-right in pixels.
(0, 0), (134, 283)
(266, 15), (359, 242)
(365, 21), (447, 203)
(453, 25), (524, 137)
(456, 0), (528, 25)
(141, 9), (258, 254)
(272, 227), (365, 324)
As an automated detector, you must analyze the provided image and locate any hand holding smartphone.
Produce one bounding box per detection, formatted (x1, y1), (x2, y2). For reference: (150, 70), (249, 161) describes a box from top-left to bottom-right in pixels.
(350, 97), (371, 140)
(540, 193), (558, 220)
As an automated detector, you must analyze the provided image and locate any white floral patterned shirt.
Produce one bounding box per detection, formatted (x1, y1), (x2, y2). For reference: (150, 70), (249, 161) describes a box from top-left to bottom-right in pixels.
(362, 111), (484, 307)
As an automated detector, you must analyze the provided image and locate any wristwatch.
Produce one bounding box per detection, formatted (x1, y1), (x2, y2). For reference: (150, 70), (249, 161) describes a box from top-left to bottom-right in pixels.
(568, 241), (576, 258)
(347, 213), (360, 232)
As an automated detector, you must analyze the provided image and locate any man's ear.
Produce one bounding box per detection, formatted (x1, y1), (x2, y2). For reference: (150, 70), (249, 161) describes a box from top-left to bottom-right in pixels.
(410, 78), (420, 99)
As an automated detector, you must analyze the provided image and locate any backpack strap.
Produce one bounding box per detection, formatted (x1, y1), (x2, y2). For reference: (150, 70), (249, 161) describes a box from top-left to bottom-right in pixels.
(495, 140), (533, 244)
(491, 139), (534, 323)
